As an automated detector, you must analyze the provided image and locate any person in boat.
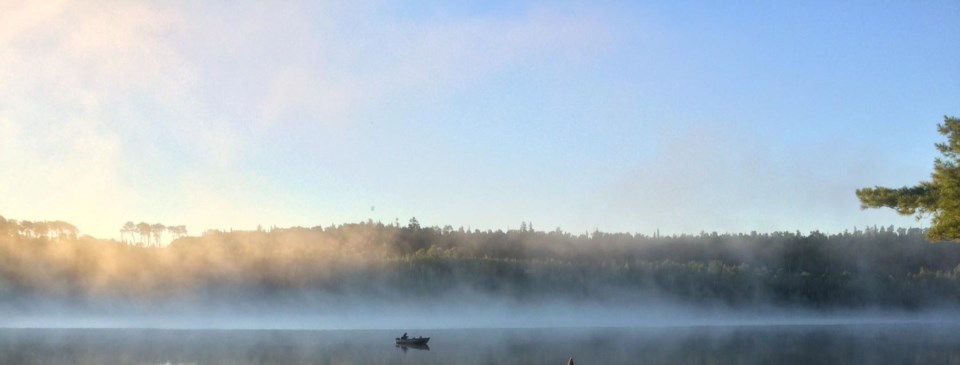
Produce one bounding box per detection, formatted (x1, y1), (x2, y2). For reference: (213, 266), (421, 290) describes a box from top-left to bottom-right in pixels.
(401, 332), (408, 340)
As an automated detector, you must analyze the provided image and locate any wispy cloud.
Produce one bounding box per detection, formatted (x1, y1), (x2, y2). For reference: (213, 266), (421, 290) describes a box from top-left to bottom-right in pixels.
(0, 1), (612, 238)
(0, 1), (228, 236)
(245, 4), (611, 129)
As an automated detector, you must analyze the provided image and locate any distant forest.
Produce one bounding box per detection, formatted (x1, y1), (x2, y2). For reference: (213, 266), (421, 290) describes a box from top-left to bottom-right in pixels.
(2, 215), (960, 311)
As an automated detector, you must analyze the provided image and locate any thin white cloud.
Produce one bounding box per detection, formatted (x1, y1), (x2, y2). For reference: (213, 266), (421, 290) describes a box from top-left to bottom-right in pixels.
(0, 1), (613, 238)
(246, 4), (611, 129)
(0, 1), (193, 236)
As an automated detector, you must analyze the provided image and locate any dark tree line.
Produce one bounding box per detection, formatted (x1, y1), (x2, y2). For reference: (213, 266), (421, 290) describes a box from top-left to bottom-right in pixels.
(1, 215), (960, 311)
(0, 216), (77, 240)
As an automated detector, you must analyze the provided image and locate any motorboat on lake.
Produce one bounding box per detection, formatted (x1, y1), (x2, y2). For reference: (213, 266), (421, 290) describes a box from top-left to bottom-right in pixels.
(395, 336), (429, 345)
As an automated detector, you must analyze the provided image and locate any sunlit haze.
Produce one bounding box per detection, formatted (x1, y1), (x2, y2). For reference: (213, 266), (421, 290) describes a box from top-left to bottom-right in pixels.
(2, 1), (958, 239)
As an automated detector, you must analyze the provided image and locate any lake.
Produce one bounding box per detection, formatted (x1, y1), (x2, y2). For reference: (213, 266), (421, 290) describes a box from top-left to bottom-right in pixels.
(1, 324), (959, 364)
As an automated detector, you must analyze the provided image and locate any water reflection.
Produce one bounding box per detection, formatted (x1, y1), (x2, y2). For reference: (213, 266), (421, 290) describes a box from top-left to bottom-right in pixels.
(396, 343), (430, 352)
(0, 324), (958, 364)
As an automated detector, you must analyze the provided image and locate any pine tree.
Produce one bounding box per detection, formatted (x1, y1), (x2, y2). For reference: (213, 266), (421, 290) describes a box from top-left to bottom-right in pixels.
(857, 116), (960, 241)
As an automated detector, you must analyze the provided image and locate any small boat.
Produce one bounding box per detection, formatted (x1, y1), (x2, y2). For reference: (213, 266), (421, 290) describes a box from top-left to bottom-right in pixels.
(395, 336), (430, 345)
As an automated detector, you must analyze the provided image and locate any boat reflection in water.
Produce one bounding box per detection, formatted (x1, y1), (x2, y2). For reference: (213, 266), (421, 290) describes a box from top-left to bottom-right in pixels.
(395, 342), (430, 352)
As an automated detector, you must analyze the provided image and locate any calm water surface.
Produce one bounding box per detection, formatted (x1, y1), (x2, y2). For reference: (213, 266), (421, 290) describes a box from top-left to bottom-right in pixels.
(1, 324), (959, 364)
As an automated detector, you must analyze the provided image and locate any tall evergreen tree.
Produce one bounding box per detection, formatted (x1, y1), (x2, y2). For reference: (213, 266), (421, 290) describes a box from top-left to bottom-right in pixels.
(857, 116), (960, 241)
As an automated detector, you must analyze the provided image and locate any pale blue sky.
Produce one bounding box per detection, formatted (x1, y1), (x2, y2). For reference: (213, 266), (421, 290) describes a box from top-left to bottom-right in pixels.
(1, 1), (958, 239)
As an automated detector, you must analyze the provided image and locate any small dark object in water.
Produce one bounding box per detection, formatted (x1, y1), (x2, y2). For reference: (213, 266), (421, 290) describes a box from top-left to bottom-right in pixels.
(567, 357), (574, 365)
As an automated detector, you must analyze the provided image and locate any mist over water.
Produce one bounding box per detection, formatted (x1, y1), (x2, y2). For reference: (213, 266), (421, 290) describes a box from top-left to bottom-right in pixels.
(3, 219), (960, 330)
(4, 298), (959, 330)
(3, 324), (960, 365)
(3, 218), (960, 364)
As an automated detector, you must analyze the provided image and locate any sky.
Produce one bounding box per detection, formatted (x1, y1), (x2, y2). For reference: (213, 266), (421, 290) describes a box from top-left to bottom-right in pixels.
(1, 1), (958, 240)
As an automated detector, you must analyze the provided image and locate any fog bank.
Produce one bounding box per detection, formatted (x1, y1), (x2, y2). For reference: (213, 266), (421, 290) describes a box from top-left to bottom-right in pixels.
(2, 217), (960, 329)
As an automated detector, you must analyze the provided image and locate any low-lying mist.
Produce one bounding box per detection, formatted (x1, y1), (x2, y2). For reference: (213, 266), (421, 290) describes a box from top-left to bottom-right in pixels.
(6, 291), (958, 330)
(6, 324), (960, 364)
(2, 216), (960, 329)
